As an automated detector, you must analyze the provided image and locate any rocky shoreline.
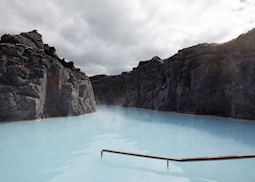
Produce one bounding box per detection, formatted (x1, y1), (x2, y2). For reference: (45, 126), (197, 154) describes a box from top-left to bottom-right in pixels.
(1, 28), (255, 122)
(0, 30), (96, 122)
(91, 28), (255, 120)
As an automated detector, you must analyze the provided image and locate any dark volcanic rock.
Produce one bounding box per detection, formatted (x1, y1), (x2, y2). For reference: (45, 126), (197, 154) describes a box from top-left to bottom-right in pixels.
(91, 28), (255, 120)
(0, 30), (96, 122)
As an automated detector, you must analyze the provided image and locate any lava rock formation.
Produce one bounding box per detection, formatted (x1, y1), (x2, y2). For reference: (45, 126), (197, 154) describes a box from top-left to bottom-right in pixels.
(91, 28), (255, 120)
(0, 30), (96, 121)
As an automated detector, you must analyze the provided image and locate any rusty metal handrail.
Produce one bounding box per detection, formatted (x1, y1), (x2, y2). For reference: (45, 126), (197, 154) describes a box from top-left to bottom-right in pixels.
(101, 149), (255, 168)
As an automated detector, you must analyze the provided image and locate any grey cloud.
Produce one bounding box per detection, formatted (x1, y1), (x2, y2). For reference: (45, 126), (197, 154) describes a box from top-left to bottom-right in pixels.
(0, 0), (255, 76)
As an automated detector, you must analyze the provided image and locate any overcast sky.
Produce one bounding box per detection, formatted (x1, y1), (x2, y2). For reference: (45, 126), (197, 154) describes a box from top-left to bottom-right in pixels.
(0, 0), (255, 76)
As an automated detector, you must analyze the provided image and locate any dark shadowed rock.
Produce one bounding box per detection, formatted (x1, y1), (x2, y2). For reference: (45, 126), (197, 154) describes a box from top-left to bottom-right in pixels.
(91, 28), (255, 120)
(0, 30), (96, 122)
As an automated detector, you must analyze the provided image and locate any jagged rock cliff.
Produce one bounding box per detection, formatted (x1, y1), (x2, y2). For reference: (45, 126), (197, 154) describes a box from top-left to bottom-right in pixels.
(91, 28), (255, 120)
(0, 30), (96, 122)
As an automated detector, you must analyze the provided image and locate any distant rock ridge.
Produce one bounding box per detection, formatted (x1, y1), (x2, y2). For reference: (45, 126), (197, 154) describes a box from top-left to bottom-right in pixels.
(91, 28), (255, 120)
(0, 30), (96, 122)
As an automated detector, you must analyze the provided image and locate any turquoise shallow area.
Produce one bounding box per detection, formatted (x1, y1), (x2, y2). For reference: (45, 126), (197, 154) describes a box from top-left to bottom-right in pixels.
(0, 106), (255, 182)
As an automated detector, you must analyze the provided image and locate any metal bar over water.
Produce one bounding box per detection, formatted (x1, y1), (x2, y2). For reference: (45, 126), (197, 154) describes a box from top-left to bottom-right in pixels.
(101, 149), (255, 168)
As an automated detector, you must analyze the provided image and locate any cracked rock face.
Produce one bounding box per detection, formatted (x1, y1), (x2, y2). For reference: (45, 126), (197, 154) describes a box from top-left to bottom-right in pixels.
(91, 28), (255, 120)
(0, 30), (96, 122)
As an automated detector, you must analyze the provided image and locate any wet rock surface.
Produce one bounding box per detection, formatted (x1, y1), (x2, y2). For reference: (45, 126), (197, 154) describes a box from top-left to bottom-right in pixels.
(91, 28), (255, 120)
(0, 30), (96, 122)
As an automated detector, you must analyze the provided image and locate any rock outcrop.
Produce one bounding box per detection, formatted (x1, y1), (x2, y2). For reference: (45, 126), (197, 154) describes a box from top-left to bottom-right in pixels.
(91, 28), (255, 120)
(0, 30), (96, 122)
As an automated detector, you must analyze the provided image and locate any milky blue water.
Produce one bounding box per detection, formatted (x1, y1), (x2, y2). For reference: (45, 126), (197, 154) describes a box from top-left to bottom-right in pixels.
(0, 106), (255, 182)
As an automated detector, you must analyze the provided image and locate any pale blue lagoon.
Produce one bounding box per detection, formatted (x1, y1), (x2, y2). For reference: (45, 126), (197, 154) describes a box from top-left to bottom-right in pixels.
(0, 106), (255, 182)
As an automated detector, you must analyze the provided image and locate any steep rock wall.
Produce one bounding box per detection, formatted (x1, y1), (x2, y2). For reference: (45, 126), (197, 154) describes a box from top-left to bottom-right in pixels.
(0, 30), (96, 121)
(91, 29), (255, 120)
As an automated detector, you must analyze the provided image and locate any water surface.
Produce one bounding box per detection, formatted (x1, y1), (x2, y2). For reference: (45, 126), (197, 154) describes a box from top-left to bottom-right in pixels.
(0, 106), (255, 182)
